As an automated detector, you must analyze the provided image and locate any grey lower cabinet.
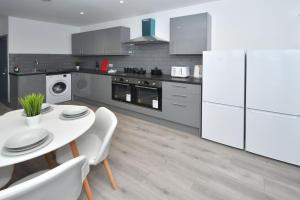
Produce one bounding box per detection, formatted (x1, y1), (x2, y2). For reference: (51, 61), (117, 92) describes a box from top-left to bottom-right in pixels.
(72, 73), (110, 103)
(161, 82), (201, 128)
(72, 72), (201, 129)
(170, 13), (211, 55)
(10, 74), (46, 109)
(72, 73), (92, 98)
(72, 26), (130, 56)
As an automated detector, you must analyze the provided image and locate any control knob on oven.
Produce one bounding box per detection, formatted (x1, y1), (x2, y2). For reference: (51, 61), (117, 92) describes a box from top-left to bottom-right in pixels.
(152, 82), (156, 86)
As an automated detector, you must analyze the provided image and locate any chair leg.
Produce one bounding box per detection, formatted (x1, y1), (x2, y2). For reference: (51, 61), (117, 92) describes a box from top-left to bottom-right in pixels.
(103, 159), (118, 190)
(44, 152), (56, 169)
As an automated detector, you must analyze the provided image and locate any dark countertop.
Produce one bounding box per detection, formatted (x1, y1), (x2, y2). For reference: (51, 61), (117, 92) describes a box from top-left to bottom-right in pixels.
(10, 68), (202, 85)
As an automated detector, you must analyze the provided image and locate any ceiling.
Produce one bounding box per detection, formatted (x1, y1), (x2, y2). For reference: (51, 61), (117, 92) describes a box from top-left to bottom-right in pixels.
(0, 0), (217, 26)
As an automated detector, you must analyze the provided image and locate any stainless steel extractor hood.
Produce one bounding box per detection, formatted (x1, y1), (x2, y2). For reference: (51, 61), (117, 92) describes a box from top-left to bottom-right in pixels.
(125, 18), (169, 45)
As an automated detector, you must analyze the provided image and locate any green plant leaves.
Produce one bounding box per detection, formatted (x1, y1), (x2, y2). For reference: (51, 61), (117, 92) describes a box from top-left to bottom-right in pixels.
(19, 93), (44, 117)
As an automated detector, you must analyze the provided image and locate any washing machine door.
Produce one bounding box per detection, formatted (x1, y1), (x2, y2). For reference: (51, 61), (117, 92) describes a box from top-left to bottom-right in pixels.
(50, 80), (68, 96)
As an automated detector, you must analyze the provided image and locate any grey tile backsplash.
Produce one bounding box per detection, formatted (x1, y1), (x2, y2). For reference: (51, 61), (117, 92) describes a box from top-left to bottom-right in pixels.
(9, 44), (202, 75)
(9, 54), (78, 72)
(80, 44), (202, 75)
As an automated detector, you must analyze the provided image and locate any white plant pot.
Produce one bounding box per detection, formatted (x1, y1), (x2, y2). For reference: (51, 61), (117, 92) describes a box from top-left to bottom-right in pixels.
(76, 66), (80, 71)
(26, 114), (41, 127)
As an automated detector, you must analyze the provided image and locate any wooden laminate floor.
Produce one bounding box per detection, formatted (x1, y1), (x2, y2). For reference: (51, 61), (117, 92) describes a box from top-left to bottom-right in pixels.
(1, 101), (300, 200)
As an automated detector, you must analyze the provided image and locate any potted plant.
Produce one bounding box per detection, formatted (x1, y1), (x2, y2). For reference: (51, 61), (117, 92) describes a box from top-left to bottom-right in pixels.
(75, 61), (81, 71)
(19, 93), (44, 127)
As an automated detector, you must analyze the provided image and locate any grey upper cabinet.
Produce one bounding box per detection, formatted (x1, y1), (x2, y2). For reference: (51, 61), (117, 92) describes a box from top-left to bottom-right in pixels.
(103, 27), (130, 55)
(170, 13), (211, 55)
(72, 33), (83, 55)
(71, 26), (130, 56)
(81, 31), (96, 55)
(94, 30), (105, 55)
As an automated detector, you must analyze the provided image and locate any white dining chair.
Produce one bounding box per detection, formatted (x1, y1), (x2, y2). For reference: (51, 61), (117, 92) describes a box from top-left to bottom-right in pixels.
(56, 107), (118, 189)
(0, 166), (14, 189)
(0, 156), (89, 200)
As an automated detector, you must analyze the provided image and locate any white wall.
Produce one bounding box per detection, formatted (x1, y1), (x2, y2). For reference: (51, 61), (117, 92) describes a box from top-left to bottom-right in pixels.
(0, 16), (8, 36)
(81, 0), (300, 50)
(8, 17), (80, 54)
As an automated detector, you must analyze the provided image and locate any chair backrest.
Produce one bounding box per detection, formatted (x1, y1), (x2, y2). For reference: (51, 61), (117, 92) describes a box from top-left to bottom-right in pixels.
(0, 156), (89, 200)
(0, 166), (14, 188)
(93, 107), (118, 163)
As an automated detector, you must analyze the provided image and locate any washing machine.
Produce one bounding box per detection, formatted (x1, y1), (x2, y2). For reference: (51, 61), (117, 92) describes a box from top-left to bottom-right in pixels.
(46, 74), (71, 104)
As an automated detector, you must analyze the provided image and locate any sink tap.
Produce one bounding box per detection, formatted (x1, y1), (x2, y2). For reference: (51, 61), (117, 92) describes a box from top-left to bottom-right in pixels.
(34, 59), (39, 72)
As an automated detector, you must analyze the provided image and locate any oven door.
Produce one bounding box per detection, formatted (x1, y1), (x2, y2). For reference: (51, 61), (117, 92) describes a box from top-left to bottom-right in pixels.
(112, 82), (133, 103)
(135, 85), (162, 110)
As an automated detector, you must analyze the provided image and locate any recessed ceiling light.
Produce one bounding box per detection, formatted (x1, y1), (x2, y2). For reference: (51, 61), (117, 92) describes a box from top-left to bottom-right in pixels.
(120, 0), (125, 4)
(80, 12), (84, 15)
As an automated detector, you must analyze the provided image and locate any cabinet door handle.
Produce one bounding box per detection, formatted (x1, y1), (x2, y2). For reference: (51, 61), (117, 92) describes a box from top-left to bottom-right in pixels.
(172, 85), (186, 89)
(135, 85), (158, 90)
(172, 94), (187, 98)
(172, 103), (187, 108)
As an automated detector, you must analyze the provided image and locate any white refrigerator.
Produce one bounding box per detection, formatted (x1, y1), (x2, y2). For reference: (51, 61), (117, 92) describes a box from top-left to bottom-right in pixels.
(246, 50), (300, 165)
(202, 50), (246, 149)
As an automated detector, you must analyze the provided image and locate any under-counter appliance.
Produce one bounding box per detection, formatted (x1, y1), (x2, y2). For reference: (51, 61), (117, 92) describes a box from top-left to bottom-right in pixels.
(112, 76), (134, 103)
(246, 50), (300, 165)
(171, 66), (190, 78)
(202, 50), (246, 149)
(112, 76), (162, 111)
(46, 74), (71, 104)
(135, 79), (162, 110)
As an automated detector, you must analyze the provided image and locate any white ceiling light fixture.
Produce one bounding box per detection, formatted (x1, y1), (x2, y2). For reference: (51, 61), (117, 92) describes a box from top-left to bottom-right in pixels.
(120, 0), (125, 4)
(80, 11), (84, 15)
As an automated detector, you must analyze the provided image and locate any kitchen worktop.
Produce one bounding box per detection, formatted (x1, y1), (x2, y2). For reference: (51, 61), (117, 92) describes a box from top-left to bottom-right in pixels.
(9, 68), (202, 85)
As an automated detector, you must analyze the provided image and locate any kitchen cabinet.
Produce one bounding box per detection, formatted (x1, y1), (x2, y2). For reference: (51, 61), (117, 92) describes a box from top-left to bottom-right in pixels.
(73, 72), (201, 131)
(72, 73), (111, 103)
(72, 73), (92, 98)
(161, 82), (201, 128)
(170, 13), (211, 55)
(89, 74), (111, 103)
(10, 74), (46, 109)
(103, 27), (130, 55)
(71, 26), (130, 56)
(72, 31), (95, 55)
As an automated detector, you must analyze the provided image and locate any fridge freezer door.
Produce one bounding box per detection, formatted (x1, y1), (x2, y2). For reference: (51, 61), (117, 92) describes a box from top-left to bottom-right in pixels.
(202, 102), (244, 149)
(203, 50), (245, 107)
(246, 109), (300, 166)
(247, 50), (300, 115)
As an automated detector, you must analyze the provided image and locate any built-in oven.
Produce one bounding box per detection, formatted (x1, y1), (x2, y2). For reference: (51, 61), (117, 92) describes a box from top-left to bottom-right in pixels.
(111, 76), (162, 111)
(134, 80), (162, 111)
(112, 76), (134, 103)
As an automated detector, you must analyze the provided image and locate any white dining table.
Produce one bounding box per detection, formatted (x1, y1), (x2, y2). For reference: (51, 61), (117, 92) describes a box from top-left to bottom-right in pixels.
(0, 105), (96, 200)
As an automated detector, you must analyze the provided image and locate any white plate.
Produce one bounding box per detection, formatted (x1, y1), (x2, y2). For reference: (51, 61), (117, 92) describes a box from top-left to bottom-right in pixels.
(62, 106), (88, 116)
(2, 133), (54, 157)
(63, 110), (88, 118)
(5, 136), (48, 152)
(4, 128), (49, 149)
(60, 110), (90, 121)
